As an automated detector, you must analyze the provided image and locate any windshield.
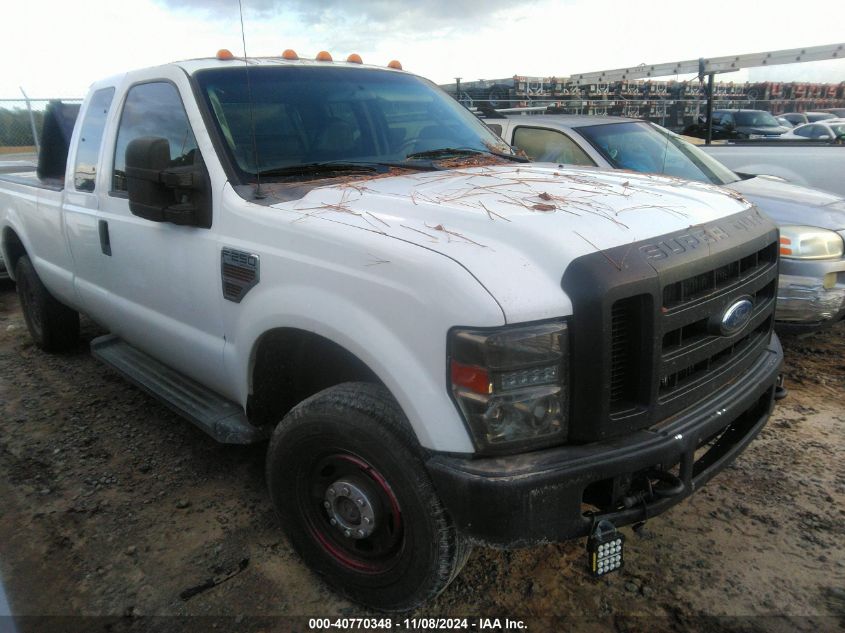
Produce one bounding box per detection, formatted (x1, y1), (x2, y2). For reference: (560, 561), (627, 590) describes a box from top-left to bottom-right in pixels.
(576, 120), (740, 185)
(734, 111), (779, 127)
(194, 66), (512, 179)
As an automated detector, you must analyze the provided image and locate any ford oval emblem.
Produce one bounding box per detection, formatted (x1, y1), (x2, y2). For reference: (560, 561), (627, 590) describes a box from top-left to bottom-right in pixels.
(717, 297), (754, 336)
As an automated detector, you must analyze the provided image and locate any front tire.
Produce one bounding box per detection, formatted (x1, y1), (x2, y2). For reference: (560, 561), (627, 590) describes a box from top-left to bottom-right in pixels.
(266, 382), (470, 611)
(16, 255), (79, 352)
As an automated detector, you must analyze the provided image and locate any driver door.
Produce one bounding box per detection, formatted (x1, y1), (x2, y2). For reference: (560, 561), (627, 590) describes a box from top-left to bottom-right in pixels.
(97, 77), (228, 395)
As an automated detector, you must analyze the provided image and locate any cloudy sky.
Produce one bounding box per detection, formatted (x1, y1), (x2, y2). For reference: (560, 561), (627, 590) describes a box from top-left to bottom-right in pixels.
(1, 0), (843, 99)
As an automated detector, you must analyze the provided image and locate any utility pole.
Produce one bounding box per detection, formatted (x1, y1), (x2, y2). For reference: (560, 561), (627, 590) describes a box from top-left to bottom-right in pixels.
(705, 73), (715, 146)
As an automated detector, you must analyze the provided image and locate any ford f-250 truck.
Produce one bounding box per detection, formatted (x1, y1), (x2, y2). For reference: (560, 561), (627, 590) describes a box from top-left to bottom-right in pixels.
(0, 52), (783, 611)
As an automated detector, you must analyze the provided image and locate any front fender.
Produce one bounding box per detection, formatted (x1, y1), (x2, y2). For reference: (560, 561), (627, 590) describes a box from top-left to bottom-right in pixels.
(222, 252), (505, 453)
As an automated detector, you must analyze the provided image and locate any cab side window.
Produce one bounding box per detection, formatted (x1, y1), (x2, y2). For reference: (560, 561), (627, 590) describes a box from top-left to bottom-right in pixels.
(112, 82), (198, 193)
(512, 127), (595, 166)
(74, 88), (115, 192)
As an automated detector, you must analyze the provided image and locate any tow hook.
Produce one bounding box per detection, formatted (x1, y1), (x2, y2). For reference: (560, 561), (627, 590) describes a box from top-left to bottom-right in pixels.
(620, 469), (685, 509)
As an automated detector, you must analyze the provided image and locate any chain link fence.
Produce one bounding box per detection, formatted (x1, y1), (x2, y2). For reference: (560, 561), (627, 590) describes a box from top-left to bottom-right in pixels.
(0, 98), (83, 158)
(455, 97), (845, 132)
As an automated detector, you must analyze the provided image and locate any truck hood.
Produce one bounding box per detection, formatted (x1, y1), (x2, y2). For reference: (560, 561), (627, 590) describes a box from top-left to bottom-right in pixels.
(267, 164), (754, 322)
(727, 175), (845, 230)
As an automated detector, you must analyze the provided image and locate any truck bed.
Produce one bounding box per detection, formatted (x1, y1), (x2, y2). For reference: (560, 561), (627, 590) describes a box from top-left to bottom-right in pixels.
(701, 142), (845, 196)
(0, 169), (63, 191)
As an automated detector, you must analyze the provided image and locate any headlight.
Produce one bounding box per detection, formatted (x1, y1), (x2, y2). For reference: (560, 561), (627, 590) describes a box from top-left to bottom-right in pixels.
(448, 320), (569, 454)
(779, 226), (844, 260)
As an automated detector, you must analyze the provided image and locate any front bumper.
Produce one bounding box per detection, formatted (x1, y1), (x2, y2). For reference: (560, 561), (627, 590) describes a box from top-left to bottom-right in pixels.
(776, 257), (845, 330)
(426, 335), (782, 548)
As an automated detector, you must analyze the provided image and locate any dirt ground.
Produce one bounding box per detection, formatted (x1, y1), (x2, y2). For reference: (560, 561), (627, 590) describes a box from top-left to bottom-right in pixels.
(0, 278), (843, 633)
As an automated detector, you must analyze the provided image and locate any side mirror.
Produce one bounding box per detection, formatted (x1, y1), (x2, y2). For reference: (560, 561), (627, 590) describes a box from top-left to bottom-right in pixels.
(125, 136), (212, 228)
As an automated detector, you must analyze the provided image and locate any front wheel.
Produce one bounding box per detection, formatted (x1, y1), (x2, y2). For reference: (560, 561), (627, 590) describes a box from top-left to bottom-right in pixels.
(266, 382), (471, 611)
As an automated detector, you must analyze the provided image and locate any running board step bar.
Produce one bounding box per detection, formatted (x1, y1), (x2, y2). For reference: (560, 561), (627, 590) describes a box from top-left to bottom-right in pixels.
(91, 334), (268, 444)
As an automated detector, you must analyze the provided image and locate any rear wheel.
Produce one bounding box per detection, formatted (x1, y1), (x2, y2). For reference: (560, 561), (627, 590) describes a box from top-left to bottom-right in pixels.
(266, 382), (471, 611)
(16, 255), (79, 352)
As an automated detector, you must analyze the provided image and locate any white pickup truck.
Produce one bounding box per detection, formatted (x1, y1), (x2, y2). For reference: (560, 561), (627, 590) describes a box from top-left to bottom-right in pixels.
(0, 54), (783, 611)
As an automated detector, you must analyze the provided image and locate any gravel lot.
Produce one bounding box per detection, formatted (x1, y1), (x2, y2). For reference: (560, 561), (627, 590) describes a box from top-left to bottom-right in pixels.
(0, 278), (843, 632)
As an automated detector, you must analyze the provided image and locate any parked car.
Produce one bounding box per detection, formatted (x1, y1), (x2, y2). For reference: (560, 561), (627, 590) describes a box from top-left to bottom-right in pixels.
(0, 55), (783, 610)
(489, 114), (845, 330)
(781, 112), (809, 126)
(819, 108), (845, 118)
(780, 111), (837, 126)
(684, 109), (790, 140)
(806, 111), (838, 122)
(779, 118), (845, 141)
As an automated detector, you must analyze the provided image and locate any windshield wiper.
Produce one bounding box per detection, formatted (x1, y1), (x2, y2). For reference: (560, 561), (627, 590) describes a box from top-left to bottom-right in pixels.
(256, 162), (382, 178)
(406, 147), (529, 162)
(406, 147), (483, 159)
(255, 160), (438, 179)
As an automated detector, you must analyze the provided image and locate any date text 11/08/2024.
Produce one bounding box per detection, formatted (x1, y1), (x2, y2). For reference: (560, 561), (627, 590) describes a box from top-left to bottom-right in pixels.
(308, 618), (528, 630)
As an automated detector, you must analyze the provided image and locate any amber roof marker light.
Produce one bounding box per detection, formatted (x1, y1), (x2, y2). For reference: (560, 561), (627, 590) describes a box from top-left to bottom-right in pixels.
(282, 49), (299, 60)
(216, 49), (235, 60)
(316, 51), (333, 62)
(347, 53), (363, 64)
(388, 60), (403, 70)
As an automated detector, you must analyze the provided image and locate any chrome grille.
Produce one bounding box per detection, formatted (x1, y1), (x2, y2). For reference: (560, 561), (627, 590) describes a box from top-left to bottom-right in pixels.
(657, 242), (778, 405)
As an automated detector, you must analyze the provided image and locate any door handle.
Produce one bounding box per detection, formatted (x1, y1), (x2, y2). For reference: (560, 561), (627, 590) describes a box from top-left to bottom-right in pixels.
(98, 220), (112, 256)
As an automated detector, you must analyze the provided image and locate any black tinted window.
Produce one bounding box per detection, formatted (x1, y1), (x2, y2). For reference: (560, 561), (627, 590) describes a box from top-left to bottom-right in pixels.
(74, 88), (114, 191)
(113, 82), (198, 192)
(734, 111), (778, 127)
